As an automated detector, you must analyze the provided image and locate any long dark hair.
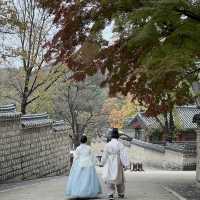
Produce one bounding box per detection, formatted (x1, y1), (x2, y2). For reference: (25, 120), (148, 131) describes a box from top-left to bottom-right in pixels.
(80, 135), (87, 144)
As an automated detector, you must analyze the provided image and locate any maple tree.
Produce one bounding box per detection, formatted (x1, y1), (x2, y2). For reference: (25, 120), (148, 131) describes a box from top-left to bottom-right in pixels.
(36, 0), (200, 139)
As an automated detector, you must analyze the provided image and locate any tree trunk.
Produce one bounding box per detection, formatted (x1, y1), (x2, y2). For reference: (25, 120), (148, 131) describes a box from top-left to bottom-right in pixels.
(71, 123), (86, 148)
(72, 135), (80, 148)
(21, 71), (31, 115)
(169, 110), (175, 142)
(163, 112), (170, 143)
(72, 129), (84, 148)
(72, 129), (86, 148)
(21, 97), (28, 115)
(21, 101), (27, 115)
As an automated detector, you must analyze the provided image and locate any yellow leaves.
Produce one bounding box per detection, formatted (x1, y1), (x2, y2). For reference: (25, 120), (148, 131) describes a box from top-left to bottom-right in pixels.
(109, 109), (124, 128)
(103, 96), (138, 128)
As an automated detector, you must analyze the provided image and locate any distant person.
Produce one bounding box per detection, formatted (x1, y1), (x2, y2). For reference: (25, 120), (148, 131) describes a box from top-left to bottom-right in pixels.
(65, 135), (102, 199)
(101, 128), (129, 200)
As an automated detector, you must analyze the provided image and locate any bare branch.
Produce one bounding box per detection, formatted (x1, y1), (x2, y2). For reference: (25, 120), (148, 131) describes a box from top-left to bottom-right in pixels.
(29, 68), (65, 95)
(26, 95), (39, 105)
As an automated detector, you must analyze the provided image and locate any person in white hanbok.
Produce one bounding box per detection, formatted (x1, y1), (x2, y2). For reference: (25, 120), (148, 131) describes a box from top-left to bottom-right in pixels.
(65, 135), (102, 199)
(101, 128), (129, 200)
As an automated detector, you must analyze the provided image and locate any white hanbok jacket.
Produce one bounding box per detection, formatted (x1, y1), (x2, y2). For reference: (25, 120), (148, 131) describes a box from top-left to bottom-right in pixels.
(73, 144), (96, 168)
(101, 139), (129, 184)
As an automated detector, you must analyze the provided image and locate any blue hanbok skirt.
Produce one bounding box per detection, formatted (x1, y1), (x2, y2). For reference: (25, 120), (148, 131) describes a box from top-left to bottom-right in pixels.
(65, 160), (102, 199)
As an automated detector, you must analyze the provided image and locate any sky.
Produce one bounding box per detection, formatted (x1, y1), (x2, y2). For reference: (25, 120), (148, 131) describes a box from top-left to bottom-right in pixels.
(0, 23), (114, 69)
(0, 5), (115, 69)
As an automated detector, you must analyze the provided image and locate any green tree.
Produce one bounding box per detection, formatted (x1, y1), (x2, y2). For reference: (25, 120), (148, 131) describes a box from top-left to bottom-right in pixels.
(37, 0), (200, 139)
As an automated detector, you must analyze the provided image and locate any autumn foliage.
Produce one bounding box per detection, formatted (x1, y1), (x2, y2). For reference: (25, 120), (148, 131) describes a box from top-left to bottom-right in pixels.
(36, 0), (200, 117)
(102, 97), (138, 128)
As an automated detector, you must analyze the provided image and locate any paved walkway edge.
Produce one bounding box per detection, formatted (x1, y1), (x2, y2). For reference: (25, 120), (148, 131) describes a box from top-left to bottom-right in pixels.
(162, 186), (187, 200)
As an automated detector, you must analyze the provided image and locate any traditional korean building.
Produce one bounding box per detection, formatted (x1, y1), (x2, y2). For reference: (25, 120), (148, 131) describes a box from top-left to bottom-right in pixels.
(124, 106), (199, 142)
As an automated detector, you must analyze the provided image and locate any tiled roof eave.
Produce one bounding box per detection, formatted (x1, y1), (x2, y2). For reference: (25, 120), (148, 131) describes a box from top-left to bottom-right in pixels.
(0, 104), (16, 113)
(52, 120), (66, 132)
(165, 143), (185, 153)
(21, 113), (48, 120)
(136, 113), (151, 129)
(21, 113), (52, 129)
(0, 112), (22, 121)
(21, 120), (53, 129)
(131, 139), (165, 153)
(53, 127), (66, 132)
(21, 123), (52, 129)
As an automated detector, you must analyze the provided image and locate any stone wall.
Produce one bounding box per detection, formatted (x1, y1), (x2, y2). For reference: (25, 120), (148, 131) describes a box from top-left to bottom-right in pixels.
(92, 137), (196, 171)
(128, 139), (196, 170)
(127, 141), (165, 169)
(0, 104), (71, 183)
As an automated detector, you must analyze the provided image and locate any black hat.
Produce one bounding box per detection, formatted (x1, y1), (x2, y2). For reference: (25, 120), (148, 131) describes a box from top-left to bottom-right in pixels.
(111, 128), (119, 139)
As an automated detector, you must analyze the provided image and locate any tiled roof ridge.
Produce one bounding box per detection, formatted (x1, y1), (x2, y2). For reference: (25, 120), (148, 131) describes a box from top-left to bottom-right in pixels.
(137, 113), (148, 127)
(53, 120), (65, 126)
(21, 113), (52, 129)
(0, 103), (16, 113)
(132, 139), (196, 153)
(53, 120), (66, 132)
(137, 112), (161, 129)
(176, 105), (198, 109)
(133, 105), (198, 117)
(128, 105), (200, 130)
(21, 113), (48, 120)
(132, 139), (165, 153)
(0, 104), (68, 131)
(0, 104), (21, 121)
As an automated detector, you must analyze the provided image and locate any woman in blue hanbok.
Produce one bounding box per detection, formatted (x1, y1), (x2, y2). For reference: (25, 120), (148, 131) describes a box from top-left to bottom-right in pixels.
(65, 135), (102, 199)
